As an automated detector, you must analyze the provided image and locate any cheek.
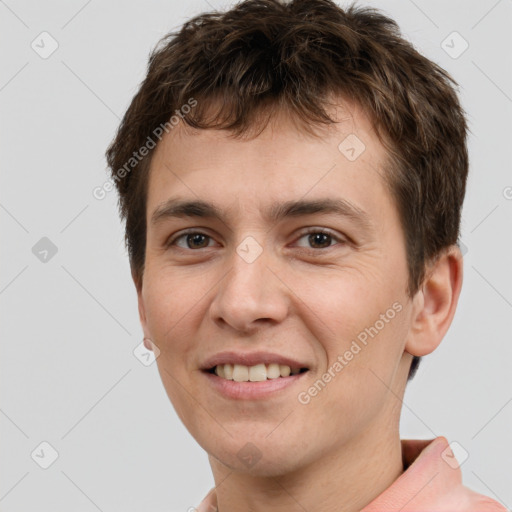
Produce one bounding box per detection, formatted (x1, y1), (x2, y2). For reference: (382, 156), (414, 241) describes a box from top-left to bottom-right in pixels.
(304, 268), (403, 349)
(142, 269), (204, 364)
(300, 270), (408, 405)
(144, 257), (202, 314)
(142, 271), (208, 425)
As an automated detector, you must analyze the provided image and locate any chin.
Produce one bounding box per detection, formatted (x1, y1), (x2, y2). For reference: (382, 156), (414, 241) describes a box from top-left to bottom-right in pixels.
(203, 432), (314, 476)
(210, 448), (309, 477)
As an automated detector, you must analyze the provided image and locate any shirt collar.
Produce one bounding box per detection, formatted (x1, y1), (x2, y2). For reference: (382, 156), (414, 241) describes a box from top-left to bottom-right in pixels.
(361, 436), (461, 511)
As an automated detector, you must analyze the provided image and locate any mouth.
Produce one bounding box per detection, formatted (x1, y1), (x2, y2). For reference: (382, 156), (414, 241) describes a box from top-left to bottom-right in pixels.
(200, 351), (311, 399)
(202, 363), (310, 400)
(205, 363), (309, 382)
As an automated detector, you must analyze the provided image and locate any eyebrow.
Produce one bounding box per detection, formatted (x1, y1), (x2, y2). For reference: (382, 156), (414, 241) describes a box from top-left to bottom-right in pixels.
(150, 197), (373, 232)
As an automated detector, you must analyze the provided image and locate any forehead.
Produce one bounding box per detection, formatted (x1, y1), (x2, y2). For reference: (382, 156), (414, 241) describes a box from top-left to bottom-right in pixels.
(145, 99), (395, 228)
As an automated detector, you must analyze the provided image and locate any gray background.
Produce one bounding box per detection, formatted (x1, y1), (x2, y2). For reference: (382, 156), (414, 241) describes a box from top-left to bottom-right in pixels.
(1, 0), (511, 510)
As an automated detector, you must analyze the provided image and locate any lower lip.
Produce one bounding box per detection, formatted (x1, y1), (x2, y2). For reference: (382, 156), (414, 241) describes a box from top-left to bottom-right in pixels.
(202, 370), (309, 400)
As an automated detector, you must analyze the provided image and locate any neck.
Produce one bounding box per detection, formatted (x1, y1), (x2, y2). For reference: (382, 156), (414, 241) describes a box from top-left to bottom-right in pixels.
(209, 416), (404, 512)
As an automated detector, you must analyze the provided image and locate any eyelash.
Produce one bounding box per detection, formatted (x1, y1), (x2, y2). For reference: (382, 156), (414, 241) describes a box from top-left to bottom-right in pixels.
(166, 228), (347, 253)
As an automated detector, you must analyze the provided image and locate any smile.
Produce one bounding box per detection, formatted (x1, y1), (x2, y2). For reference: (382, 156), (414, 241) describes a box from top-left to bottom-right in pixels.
(209, 363), (309, 381)
(203, 365), (310, 400)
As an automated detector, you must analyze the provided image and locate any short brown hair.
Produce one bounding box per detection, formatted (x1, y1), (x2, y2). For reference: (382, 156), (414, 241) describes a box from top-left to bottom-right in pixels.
(105, 0), (469, 381)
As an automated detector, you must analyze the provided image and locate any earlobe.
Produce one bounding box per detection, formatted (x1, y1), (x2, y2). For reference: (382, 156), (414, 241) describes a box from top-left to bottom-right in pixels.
(405, 245), (464, 357)
(143, 337), (153, 351)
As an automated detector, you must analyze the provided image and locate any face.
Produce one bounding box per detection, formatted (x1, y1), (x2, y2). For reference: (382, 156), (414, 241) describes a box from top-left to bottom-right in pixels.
(138, 102), (416, 476)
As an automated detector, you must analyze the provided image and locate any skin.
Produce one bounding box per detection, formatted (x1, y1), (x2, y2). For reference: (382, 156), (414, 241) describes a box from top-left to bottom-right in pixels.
(136, 101), (463, 512)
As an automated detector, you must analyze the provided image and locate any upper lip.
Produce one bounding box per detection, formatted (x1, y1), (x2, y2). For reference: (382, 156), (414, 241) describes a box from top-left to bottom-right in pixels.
(201, 351), (309, 371)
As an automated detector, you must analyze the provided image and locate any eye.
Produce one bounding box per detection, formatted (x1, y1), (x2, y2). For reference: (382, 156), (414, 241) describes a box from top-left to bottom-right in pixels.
(166, 228), (347, 252)
(167, 230), (216, 250)
(294, 228), (346, 250)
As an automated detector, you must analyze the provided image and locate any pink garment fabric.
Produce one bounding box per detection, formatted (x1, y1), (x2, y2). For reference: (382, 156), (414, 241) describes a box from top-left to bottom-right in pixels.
(196, 436), (507, 511)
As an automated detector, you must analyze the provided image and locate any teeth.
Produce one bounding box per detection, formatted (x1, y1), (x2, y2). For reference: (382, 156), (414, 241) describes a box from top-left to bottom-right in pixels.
(213, 363), (304, 381)
(232, 364), (248, 382)
(249, 363), (267, 382)
(280, 365), (291, 377)
(266, 363), (281, 379)
(224, 364), (233, 380)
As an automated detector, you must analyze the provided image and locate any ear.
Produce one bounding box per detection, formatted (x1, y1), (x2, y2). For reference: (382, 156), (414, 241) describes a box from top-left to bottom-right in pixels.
(132, 268), (153, 352)
(405, 244), (463, 357)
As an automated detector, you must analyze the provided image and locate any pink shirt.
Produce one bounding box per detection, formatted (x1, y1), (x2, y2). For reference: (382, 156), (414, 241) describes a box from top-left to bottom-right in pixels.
(196, 436), (507, 511)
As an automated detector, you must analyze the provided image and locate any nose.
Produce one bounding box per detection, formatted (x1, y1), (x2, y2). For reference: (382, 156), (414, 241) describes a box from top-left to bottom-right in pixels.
(208, 241), (289, 334)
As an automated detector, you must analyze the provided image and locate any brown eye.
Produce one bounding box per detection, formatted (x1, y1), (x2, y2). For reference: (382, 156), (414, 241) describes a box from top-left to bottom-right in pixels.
(307, 232), (333, 249)
(168, 231), (215, 250)
(185, 233), (211, 249)
(294, 228), (346, 251)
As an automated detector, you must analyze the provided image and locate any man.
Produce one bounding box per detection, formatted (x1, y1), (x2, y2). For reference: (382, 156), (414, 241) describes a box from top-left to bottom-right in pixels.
(105, 0), (507, 510)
